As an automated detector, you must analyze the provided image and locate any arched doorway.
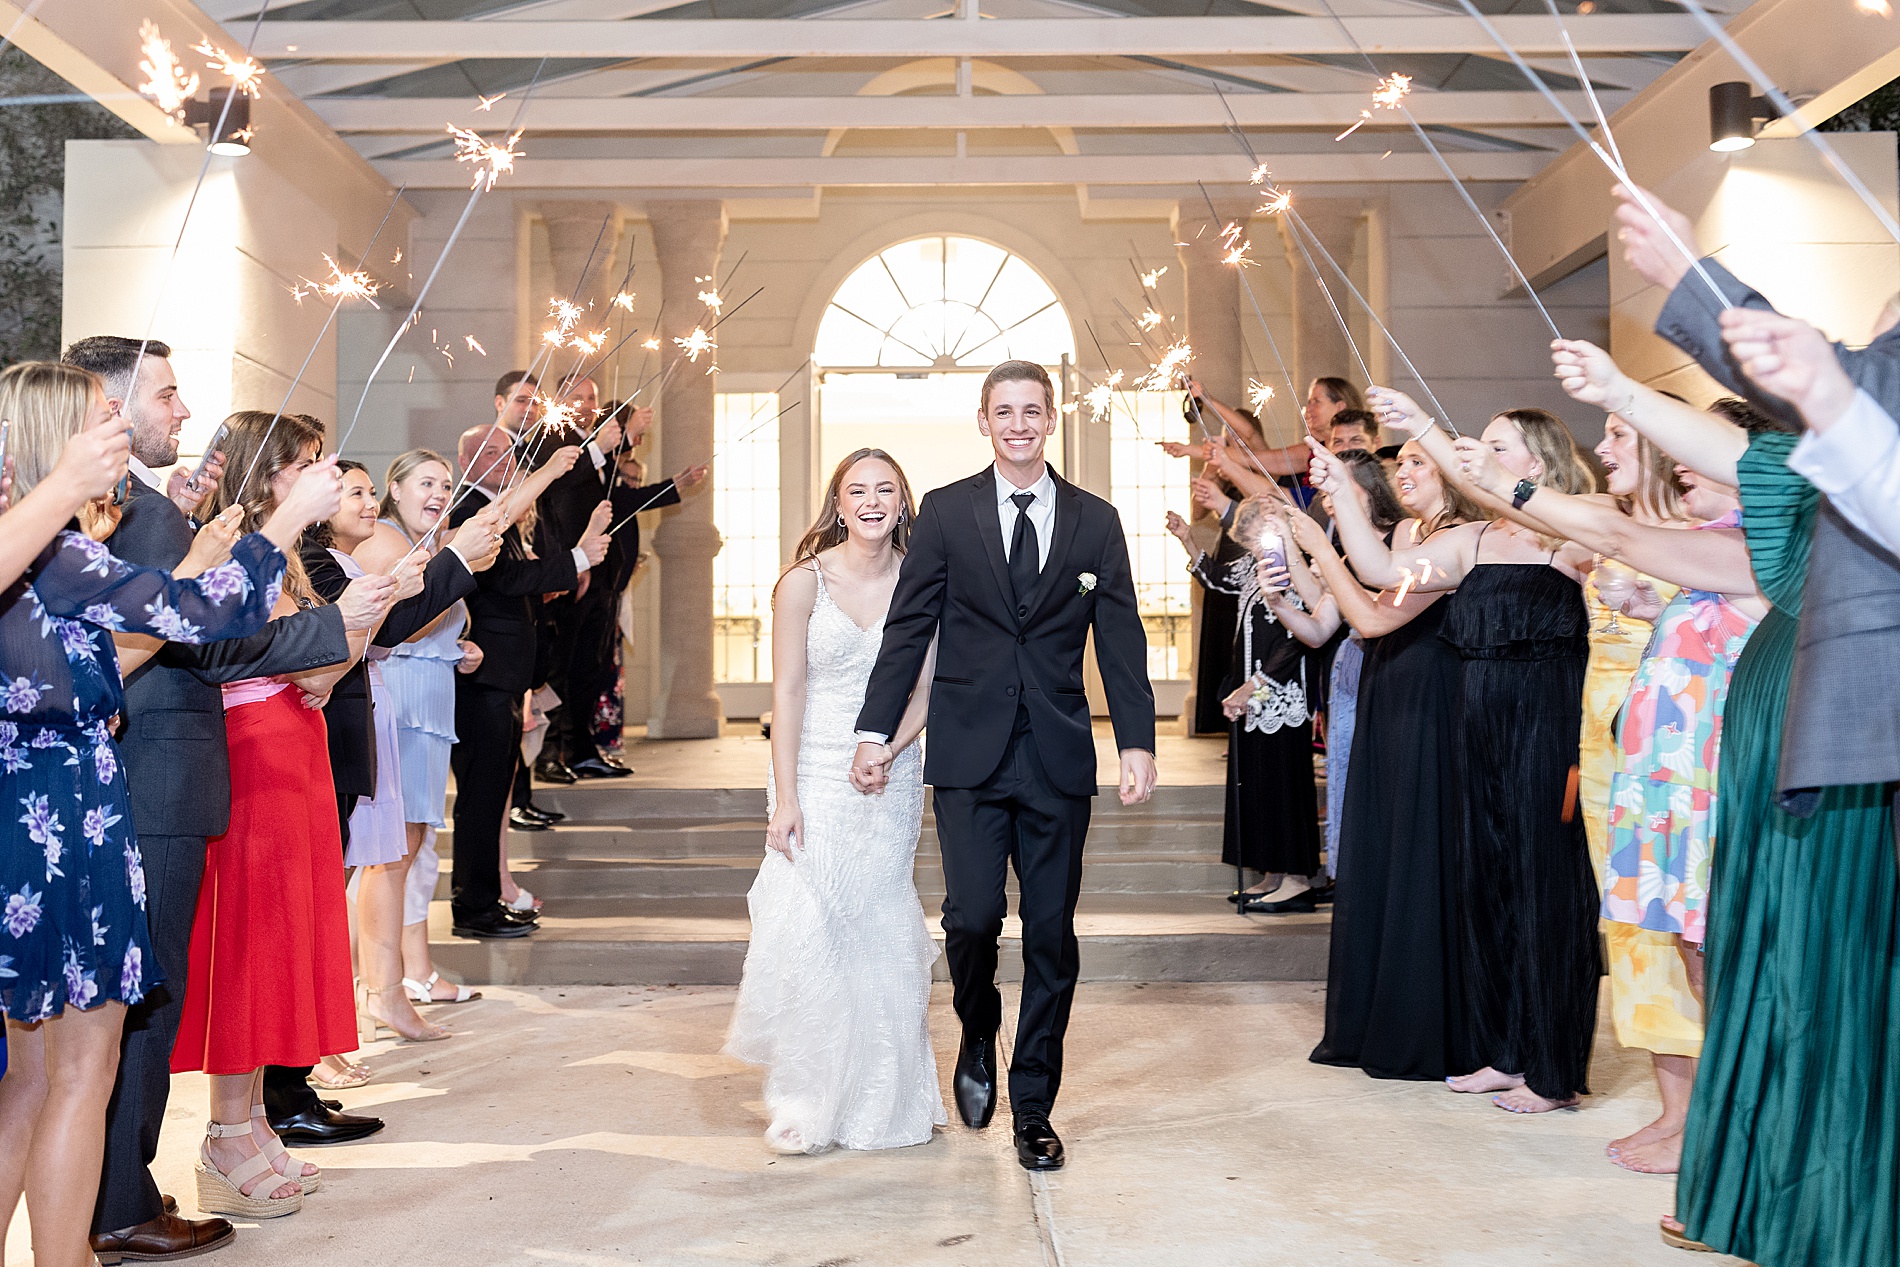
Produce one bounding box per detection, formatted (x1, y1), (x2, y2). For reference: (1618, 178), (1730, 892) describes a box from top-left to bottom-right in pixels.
(812, 235), (1075, 495)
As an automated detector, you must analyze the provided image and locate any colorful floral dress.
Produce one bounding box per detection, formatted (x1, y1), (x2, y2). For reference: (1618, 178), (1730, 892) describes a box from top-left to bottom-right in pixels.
(0, 529), (283, 1024)
(1600, 512), (1759, 946)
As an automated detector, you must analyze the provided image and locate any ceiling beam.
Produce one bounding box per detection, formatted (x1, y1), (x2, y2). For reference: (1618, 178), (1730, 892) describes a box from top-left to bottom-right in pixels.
(254, 14), (1709, 62)
(312, 89), (1623, 132)
(371, 150), (1549, 188)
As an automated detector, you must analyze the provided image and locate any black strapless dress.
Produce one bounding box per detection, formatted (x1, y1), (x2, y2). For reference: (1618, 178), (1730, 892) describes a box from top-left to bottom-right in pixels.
(1310, 593), (1472, 1081)
(1439, 562), (1598, 1102)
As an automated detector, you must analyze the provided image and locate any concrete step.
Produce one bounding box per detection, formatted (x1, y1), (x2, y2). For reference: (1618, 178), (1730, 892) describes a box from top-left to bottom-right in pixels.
(426, 893), (1329, 987)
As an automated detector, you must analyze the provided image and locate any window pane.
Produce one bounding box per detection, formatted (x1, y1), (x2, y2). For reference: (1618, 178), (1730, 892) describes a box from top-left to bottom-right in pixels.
(712, 392), (782, 684)
(1109, 390), (1193, 682)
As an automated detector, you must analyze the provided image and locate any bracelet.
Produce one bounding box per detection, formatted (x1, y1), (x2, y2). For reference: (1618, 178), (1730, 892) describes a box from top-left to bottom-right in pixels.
(1605, 382), (1638, 417)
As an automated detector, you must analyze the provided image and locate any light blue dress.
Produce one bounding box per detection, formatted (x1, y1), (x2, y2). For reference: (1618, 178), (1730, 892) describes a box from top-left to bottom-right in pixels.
(378, 521), (465, 829)
(1323, 634), (1364, 879)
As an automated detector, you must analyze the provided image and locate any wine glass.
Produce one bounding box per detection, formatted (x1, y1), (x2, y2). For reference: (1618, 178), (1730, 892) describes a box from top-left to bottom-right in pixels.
(1592, 556), (1636, 634)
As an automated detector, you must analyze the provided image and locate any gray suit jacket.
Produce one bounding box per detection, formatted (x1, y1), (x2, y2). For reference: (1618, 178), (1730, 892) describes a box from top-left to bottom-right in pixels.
(1657, 259), (1900, 807)
(113, 479), (352, 838)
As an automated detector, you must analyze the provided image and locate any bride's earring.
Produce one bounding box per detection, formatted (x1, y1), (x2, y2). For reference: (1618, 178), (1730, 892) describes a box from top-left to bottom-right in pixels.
(837, 514), (846, 527)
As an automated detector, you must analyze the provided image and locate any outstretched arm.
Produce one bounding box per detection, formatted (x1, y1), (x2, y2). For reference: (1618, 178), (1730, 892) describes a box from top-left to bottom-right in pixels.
(1550, 338), (1748, 486)
(1305, 438), (1468, 591)
(1287, 507), (1445, 637)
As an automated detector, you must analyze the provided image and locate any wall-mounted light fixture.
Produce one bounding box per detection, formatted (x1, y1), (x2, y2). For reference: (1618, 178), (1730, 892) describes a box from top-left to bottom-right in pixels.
(1709, 81), (1779, 152)
(185, 88), (253, 157)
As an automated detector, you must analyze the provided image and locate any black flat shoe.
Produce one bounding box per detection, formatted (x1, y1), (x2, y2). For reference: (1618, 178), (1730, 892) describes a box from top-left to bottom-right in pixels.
(500, 902), (540, 926)
(520, 802), (564, 824)
(1228, 889), (1272, 905)
(533, 759), (578, 785)
(452, 908), (533, 939)
(568, 756), (633, 780)
(1307, 881), (1336, 905)
(508, 807), (551, 832)
(268, 1103), (385, 1146)
(1014, 1117), (1065, 1171)
(953, 1030), (998, 1130)
(1242, 889), (1317, 914)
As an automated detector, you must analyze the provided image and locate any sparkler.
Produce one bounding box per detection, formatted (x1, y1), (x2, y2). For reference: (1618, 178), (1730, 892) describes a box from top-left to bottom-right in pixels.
(476, 92), (506, 111)
(1137, 310), (1163, 332)
(1248, 163), (1273, 185)
(191, 38), (265, 96)
(1255, 189), (1292, 217)
(1859, 0), (1894, 16)
(1082, 370), (1123, 425)
(1140, 267), (1167, 289)
(465, 335), (487, 356)
(1335, 72), (1412, 141)
(1219, 222), (1255, 269)
(1391, 557), (1434, 604)
(448, 124), (525, 192)
(306, 253), (380, 306)
(697, 289), (724, 314)
(137, 21), (199, 123)
(674, 327), (715, 363)
(1138, 340), (1193, 393)
(611, 291), (637, 313)
(1248, 380), (1274, 417)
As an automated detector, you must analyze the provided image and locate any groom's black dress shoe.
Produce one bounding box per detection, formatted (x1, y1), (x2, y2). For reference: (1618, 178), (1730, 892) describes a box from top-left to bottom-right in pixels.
(269, 1103), (385, 1146)
(1014, 1117), (1065, 1171)
(954, 1030), (999, 1130)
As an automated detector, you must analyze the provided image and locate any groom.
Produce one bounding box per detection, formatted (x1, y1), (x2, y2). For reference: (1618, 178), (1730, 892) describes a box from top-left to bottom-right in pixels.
(852, 359), (1157, 1171)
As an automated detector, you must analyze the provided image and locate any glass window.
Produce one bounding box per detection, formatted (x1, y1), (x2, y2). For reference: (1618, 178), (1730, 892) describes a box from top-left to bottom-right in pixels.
(712, 392), (781, 684)
(1109, 390), (1194, 681)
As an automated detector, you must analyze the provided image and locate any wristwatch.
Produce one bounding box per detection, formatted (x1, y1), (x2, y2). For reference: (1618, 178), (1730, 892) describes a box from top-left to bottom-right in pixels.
(1511, 478), (1538, 510)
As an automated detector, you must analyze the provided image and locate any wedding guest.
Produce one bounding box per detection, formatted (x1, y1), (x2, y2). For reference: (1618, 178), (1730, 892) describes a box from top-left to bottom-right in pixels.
(168, 412), (384, 1217)
(1554, 322), (1899, 1261)
(1326, 410), (1378, 454)
(447, 425), (606, 940)
(1326, 400), (1601, 1114)
(1303, 440), (1481, 1082)
(1165, 376), (1362, 493)
(0, 362), (323, 1264)
(1450, 392), (1772, 1175)
(1170, 498), (1327, 910)
(1180, 474), (1248, 738)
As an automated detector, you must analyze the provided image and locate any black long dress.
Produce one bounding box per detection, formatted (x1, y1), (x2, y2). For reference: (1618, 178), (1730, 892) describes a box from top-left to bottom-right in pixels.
(1188, 551), (1320, 877)
(1310, 590), (1471, 1080)
(1190, 532), (1247, 735)
(1439, 557), (1598, 1102)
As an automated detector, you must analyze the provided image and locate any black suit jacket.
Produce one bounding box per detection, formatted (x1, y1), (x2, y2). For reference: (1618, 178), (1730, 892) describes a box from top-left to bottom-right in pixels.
(856, 467), (1155, 797)
(300, 533), (479, 796)
(112, 479), (351, 838)
(536, 427), (613, 552)
(606, 474), (679, 594)
(1656, 257), (1900, 801)
(451, 487), (580, 694)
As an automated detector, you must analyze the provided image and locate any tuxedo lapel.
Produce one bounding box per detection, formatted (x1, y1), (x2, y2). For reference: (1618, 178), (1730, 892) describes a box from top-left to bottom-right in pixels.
(968, 468), (1015, 613)
(1025, 474), (1083, 620)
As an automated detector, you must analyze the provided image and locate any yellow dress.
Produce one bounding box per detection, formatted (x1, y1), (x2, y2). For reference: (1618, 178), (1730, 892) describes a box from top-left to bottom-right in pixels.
(1580, 575), (1704, 1058)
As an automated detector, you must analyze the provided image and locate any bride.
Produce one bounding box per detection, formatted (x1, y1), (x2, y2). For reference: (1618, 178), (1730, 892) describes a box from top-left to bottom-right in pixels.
(725, 448), (947, 1154)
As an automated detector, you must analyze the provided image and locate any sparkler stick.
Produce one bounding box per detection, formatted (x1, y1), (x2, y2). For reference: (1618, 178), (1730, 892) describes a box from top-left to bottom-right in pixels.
(0, 0), (48, 61)
(1674, 0), (1900, 247)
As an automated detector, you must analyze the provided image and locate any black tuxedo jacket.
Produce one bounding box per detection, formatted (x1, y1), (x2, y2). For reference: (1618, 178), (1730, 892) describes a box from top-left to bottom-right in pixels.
(112, 479), (350, 838)
(856, 467), (1155, 797)
(1656, 257), (1900, 801)
(451, 486), (579, 694)
(300, 534), (478, 797)
(606, 474), (678, 594)
(535, 427), (612, 553)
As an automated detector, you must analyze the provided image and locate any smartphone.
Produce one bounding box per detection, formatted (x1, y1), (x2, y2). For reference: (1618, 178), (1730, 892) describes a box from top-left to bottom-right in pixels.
(1256, 529), (1289, 589)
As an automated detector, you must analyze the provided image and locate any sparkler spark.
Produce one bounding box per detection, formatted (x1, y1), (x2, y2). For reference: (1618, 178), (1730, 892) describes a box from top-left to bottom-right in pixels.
(476, 92), (507, 111)
(448, 124), (524, 192)
(1139, 340), (1193, 393)
(1859, 0), (1894, 14)
(541, 328), (566, 349)
(1247, 379), (1274, 415)
(192, 38), (264, 96)
(306, 253), (379, 307)
(465, 335), (487, 356)
(1337, 73), (1415, 142)
(1082, 370), (1124, 424)
(674, 327), (715, 362)
(1140, 267), (1168, 289)
(1256, 189), (1292, 216)
(1391, 556), (1435, 604)
(137, 22), (198, 123)
(1249, 162), (1273, 185)
(642, 337), (661, 351)
(1137, 310), (1163, 332)
(697, 289), (724, 314)
(548, 298), (584, 331)
(611, 291), (637, 312)
(1219, 221), (1254, 268)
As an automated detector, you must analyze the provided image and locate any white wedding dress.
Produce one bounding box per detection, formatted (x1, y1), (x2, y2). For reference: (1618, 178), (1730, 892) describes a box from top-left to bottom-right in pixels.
(725, 563), (947, 1153)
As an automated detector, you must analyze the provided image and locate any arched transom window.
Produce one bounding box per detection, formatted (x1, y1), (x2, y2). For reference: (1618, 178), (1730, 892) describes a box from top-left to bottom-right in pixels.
(813, 235), (1074, 369)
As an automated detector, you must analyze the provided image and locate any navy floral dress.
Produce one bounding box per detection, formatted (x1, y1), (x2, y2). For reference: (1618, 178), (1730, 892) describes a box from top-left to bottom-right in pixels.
(0, 529), (284, 1026)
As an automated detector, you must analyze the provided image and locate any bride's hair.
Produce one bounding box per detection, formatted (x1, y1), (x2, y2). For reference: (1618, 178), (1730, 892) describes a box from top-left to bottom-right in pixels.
(789, 448), (917, 568)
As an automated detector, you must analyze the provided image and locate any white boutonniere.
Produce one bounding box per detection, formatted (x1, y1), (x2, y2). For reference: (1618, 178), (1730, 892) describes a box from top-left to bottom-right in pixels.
(1077, 572), (1097, 595)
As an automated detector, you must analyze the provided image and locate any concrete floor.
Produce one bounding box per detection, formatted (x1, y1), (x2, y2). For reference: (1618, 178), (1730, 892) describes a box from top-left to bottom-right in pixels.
(12, 984), (1743, 1267)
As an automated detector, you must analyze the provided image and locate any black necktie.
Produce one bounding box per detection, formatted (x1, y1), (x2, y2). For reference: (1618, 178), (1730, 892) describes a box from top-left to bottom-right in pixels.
(1009, 490), (1039, 612)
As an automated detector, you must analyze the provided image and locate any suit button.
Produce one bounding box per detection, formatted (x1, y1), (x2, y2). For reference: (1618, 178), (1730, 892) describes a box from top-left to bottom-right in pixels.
(1018, 605), (1028, 617)
(1017, 634), (1027, 645)
(1006, 686), (1017, 697)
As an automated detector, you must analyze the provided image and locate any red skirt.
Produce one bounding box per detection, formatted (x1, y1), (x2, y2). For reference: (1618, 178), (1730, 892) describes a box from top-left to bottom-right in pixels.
(172, 689), (358, 1074)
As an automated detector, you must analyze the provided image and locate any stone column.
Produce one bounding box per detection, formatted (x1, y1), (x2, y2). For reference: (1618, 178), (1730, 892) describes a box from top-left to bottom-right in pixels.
(1282, 198), (1364, 399)
(540, 200), (625, 319)
(644, 200), (727, 739)
(1174, 198), (1249, 735)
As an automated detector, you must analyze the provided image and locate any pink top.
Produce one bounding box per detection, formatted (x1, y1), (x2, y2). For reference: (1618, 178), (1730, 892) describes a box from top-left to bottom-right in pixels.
(221, 678), (289, 709)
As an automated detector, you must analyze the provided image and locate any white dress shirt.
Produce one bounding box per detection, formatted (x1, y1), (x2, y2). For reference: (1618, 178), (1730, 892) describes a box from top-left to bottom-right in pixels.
(128, 455), (163, 493)
(1788, 388), (1900, 556)
(995, 462), (1056, 570)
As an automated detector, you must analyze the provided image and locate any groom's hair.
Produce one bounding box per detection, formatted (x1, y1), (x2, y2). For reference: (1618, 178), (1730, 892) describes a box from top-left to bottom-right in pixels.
(980, 359), (1054, 412)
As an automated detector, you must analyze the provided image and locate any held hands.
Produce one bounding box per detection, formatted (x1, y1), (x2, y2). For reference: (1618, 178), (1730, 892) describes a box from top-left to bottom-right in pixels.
(1549, 338), (1634, 413)
(337, 572), (399, 632)
(177, 505), (243, 579)
(1118, 748), (1157, 806)
(1611, 184), (1697, 293)
(1365, 387), (1432, 439)
(1451, 436), (1511, 497)
(765, 803), (804, 858)
(578, 500), (613, 567)
(167, 451), (223, 516)
(1719, 309), (1857, 429)
(850, 740), (893, 795)
(455, 639), (484, 674)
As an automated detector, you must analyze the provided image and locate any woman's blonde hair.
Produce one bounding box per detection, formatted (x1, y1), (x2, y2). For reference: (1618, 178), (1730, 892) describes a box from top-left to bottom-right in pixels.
(0, 361), (105, 504)
(1622, 431), (1687, 523)
(788, 448), (917, 569)
(380, 448), (452, 523)
(204, 410), (329, 605)
(1494, 408), (1597, 496)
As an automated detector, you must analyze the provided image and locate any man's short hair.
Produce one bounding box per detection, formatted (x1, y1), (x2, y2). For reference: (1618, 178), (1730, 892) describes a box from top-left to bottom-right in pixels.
(62, 336), (172, 401)
(495, 370), (539, 399)
(979, 360), (1054, 412)
(1331, 409), (1376, 435)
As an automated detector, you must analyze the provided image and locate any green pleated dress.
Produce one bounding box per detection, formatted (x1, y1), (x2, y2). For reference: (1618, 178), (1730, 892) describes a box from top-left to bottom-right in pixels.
(1677, 431), (1899, 1265)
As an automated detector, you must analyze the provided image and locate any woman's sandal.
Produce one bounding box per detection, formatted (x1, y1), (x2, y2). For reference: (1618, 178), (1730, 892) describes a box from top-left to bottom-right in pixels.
(504, 886), (542, 914)
(1659, 1217), (1715, 1253)
(195, 1120), (303, 1219)
(366, 984), (451, 1042)
(311, 1054), (373, 1090)
(251, 1105), (321, 1192)
(404, 970), (481, 1005)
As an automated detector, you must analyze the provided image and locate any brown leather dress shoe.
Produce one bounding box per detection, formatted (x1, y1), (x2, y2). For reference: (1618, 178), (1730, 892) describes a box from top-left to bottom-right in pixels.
(92, 1211), (235, 1264)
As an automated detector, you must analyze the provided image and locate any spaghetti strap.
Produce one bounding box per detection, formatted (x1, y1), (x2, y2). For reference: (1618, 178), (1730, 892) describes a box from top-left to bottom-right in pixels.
(1473, 518), (1493, 562)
